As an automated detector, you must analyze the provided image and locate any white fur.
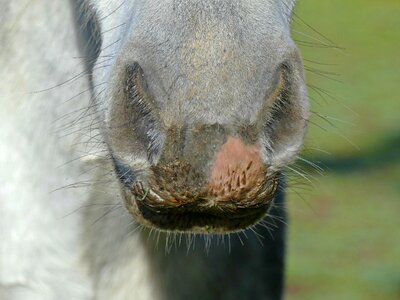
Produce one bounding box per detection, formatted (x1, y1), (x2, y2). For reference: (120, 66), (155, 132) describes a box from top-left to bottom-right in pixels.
(0, 1), (92, 298)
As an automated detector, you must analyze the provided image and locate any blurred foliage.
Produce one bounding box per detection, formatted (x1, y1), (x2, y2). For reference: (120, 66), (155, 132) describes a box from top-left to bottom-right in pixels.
(286, 0), (400, 299)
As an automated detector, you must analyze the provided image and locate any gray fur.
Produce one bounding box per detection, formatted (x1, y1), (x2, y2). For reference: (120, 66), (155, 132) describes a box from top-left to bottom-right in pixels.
(1, 0), (309, 299)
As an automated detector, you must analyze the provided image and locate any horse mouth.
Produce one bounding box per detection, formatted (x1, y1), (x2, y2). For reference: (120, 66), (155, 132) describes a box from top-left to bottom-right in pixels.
(120, 177), (279, 233)
(135, 202), (270, 233)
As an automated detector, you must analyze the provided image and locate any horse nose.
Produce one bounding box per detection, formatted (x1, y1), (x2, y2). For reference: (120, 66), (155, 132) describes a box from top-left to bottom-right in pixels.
(208, 137), (265, 197)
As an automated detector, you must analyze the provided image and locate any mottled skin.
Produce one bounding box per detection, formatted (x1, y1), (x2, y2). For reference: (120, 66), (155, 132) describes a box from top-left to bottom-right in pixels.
(0, 0), (309, 299)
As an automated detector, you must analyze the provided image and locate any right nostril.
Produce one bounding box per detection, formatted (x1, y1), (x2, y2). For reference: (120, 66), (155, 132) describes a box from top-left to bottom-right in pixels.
(260, 60), (309, 167)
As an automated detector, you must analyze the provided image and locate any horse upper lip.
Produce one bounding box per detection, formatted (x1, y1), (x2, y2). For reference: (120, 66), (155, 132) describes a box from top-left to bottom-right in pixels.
(113, 158), (280, 231)
(129, 176), (279, 210)
(117, 176), (280, 232)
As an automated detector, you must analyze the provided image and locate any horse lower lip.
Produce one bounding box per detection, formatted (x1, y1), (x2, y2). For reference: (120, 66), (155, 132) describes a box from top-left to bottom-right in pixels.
(133, 199), (270, 232)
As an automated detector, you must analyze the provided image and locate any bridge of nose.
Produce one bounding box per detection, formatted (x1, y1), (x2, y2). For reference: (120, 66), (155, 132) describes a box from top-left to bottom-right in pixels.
(153, 123), (264, 195)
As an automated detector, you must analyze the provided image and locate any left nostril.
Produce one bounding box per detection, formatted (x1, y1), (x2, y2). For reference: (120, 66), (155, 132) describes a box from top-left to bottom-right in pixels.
(209, 137), (265, 197)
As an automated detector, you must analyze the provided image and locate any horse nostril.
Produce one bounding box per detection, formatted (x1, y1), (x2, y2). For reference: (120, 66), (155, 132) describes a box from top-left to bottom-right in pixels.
(209, 137), (266, 197)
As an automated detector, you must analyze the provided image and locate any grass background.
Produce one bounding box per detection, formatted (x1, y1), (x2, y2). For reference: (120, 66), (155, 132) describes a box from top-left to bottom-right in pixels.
(286, 1), (400, 299)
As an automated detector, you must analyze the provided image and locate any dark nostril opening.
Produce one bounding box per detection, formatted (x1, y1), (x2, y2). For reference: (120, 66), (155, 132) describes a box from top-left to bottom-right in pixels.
(112, 157), (138, 188)
(260, 59), (309, 163)
(107, 62), (165, 166)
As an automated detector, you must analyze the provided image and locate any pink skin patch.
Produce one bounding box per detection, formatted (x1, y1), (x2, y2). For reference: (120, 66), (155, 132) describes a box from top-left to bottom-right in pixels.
(209, 137), (265, 197)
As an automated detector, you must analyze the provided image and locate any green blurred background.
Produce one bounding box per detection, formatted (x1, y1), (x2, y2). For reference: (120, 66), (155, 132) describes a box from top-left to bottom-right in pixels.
(286, 0), (400, 299)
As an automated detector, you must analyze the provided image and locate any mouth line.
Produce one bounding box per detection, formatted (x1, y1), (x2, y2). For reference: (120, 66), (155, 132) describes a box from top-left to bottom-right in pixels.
(120, 179), (279, 233)
(134, 199), (271, 233)
(113, 157), (281, 232)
